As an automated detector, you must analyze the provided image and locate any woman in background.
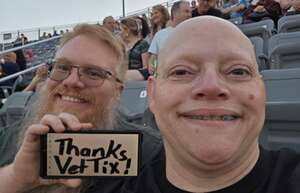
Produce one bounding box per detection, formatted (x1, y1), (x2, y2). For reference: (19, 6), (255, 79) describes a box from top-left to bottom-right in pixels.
(149, 4), (170, 41)
(120, 17), (150, 71)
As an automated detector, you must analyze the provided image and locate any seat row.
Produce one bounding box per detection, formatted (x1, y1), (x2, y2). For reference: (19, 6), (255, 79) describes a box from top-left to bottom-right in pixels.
(1, 68), (300, 152)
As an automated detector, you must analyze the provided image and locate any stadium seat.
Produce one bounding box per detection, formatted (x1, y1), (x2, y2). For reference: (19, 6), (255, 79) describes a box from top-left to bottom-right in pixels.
(249, 37), (269, 70)
(0, 91), (37, 127)
(0, 75), (24, 99)
(119, 81), (148, 124)
(229, 17), (243, 25)
(261, 68), (300, 152)
(268, 32), (300, 69)
(238, 19), (275, 54)
(278, 14), (300, 33)
(6, 91), (37, 126)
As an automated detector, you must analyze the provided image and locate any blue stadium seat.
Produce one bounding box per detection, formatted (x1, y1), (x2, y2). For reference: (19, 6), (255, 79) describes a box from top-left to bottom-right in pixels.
(278, 14), (300, 33)
(268, 32), (300, 69)
(261, 68), (300, 152)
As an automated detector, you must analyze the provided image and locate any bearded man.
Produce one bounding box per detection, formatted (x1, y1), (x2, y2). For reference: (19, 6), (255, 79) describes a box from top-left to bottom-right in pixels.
(0, 24), (161, 193)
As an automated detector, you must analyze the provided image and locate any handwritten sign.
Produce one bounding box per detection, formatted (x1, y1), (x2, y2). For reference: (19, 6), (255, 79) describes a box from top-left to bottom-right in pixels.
(40, 131), (141, 178)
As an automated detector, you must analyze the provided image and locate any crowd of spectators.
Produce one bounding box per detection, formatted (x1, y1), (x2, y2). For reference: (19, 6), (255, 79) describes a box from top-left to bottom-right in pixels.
(99, 0), (300, 81)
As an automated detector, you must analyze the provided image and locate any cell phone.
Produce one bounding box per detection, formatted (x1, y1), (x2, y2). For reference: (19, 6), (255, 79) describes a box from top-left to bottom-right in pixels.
(40, 130), (141, 178)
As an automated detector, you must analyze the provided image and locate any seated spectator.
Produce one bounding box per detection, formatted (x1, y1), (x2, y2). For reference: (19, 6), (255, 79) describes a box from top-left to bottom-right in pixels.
(192, 0), (227, 18)
(0, 52), (21, 87)
(40, 32), (47, 40)
(23, 64), (48, 92)
(126, 0), (191, 81)
(13, 49), (27, 70)
(244, 0), (292, 23)
(222, 0), (248, 19)
(14, 33), (28, 46)
(120, 17), (150, 71)
(286, 0), (300, 15)
(24, 49), (33, 63)
(191, 0), (197, 10)
(103, 16), (116, 33)
(53, 30), (59, 36)
(149, 4), (170, 41)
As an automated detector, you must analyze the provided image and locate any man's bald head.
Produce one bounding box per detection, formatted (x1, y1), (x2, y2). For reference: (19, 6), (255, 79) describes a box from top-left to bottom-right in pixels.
(158, 16), (257, 73)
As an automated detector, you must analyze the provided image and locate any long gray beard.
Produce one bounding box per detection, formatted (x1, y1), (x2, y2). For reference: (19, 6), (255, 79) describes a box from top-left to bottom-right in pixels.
(18, 84), (120, 152)
(28, 85), (119, 130)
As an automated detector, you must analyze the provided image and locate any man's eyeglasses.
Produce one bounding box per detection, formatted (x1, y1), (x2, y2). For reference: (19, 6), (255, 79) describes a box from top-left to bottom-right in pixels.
(48, 61), (122, 87)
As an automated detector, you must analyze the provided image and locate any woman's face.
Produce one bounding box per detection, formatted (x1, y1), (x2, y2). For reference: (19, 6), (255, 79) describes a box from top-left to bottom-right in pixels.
(120, 24), (129, 41)
(151, 9), (164, 25)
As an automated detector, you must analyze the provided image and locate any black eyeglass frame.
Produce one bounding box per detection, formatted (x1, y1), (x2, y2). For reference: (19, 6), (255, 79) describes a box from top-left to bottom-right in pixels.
(48, 60), (123, 87)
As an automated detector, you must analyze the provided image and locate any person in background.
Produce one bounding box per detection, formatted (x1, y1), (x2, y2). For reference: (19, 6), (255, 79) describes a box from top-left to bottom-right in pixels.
(40, 32), (48, 40)
(192, 0), (226, 18)
(243, 0), (292, 23)
(191, 0), (197, 10)
(148, 0), (192, 75)
(286, 0), (300, 15)
(126, 1), (191, 81)
(53, 30), (59, 36)
(23, 64), (48, 92)
(13, 49), (27, 71)
(24, 49), (33, 63)
(150, 4), (170, 41)
(103, 16), (116, 33)
(120, 17), (150, 71)
(222, 0), (248, 19)
(0, 52), (21, 88)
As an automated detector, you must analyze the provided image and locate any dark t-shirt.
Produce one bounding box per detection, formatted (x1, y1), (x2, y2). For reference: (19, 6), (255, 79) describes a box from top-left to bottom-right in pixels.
(128, 39), (149, 70)
(89, 147), (300, 193)
(0, 62), (21, 86)
(192, 7), (225, 18)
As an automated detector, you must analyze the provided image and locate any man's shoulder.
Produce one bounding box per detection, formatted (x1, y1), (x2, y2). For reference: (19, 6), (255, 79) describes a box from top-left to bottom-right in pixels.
(149, 27), (174, 54)
(154, 27), (174, 38)
(266, 148), (300, 191)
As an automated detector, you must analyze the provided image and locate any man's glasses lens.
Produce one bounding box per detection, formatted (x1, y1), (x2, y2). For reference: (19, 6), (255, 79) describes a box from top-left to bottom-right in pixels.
(49, 63), (113, 86)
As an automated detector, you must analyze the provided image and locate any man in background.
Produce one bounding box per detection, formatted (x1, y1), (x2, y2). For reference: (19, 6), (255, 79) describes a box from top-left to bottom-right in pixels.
(103, 16), (116, 33)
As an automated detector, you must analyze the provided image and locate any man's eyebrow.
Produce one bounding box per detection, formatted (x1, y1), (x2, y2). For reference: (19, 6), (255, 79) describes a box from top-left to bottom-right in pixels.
(54, 57), (72, 64)
(54, 57), (114, 72)
(55, 58), (100, 68)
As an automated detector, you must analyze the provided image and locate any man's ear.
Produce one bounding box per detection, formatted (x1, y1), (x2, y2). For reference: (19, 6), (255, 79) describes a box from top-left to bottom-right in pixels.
(147, 76), (156, 113)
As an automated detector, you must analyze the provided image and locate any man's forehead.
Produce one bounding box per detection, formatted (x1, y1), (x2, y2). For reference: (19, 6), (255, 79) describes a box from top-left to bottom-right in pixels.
(56, 35), (119, 70)
(159, 17), (255, 67)
(163, 17), (249, 50)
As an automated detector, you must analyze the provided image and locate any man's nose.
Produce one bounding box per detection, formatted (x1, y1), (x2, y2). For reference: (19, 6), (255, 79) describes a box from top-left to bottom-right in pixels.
(191, 70), (229, 101)
(62, 68), (85, 88)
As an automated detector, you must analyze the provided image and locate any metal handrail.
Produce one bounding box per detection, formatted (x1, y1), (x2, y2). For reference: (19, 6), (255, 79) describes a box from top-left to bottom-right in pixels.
(0, 36), (60, 55)
(0, 63), (46, 83)
(0, 0), (176, 44)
